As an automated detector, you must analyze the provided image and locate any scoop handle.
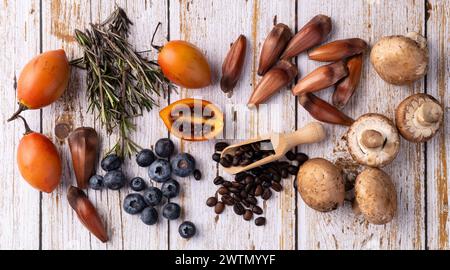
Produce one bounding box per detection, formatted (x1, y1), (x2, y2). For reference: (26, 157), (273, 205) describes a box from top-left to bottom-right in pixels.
(281, 122), (327, 150)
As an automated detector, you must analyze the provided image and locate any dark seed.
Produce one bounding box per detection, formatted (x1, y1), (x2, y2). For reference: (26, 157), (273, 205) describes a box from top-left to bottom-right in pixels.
(213, 176), (224, 185)
(254, 177), (262, 185)
(215, 142), (229, 152)
(281, 168), (289, 178)
(246, 196), (257, 205)
(234, 149), (244, 157)
(295, 153), (309, 165)
(249, 187), (256, 196)
(212, 153), (221, 162)
(244, 175), (255, 184)
(224, 154), (233, 162)
(243, 151), (254, 160)
(245, 183), (254, 193)
(232, 156), (241, 166)
(243, 210), (253, 221)
(242, 200), (250, 207)
(221, 194), (235, 205)
(285, 151), (296, 161)
(262, 188), (272, 200)
(232, 194), (242, 202)
(255, 217), (266, 226)
(240, 159), (252, 166)
(218, 187), (229, 195)
(252, 205), (263, 215)
(250, 167), (262, 176)
(288, 165), (299, 175)
(229, 187), (240, 194)
(222, 181), (232, 188)
(206, 197), (218, 207)
(240, 190), (248, 198)
(220, 158), (231, 168)
(272, 174), (281, 182)
(262, 181), (272, 188)
(271, 182), (282, 192)
(233, 203), (245, 215)
(215, 202), (225, 214)
(278, 161), (290, 168)
(254, 185), (263, 196)
(231, 182), (242, 189)
(235, 172), (247, 182)
(193, 169), (202, 180)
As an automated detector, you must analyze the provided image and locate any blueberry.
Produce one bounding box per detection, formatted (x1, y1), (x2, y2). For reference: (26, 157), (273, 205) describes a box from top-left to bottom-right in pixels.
(130, 177), (147, 192)
(136, 149), (156, 167)
(162, 202), (181, 220)
(88, 175), (104, 190)
(155, 138), (175, 158)
(148, 159), (171, 182)
(101, 154), (122, 171)
(104, 170), (126, 190)
(123, 193), (147, 215)
(143, 187), (163, 206)
(178, 221), (196, 239)
(140, 207), (158, 225)
(161, 179), (180, 198)
(171, 153), (196, 177)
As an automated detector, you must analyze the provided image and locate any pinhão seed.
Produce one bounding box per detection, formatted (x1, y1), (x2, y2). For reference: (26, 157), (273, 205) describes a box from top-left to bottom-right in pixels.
(206, 197), (218, 207)
(243, 210), (253, 221)
(213, 176), (224, 185)
(262, 188), (272, 200)
(255, 217), (266, 226)
(215, 142), (229, 152)
(193, 169), (202, 180)
(233, 203), (245, 215)
(215, 202), (225, 214)
(252, 205), (263, 215)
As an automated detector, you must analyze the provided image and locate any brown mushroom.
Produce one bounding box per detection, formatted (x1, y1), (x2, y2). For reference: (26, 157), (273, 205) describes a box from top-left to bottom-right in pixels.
(370, 32), (428, 85)
(297, 158), (345, 212)
(354, 168), (397, 225)
(347, 113), (400, 167)
(395, 93), (444, 143)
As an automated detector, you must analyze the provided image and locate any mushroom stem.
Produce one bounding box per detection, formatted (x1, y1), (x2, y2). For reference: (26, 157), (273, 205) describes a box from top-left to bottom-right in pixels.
(360, 129), (384, 149)
(417, 101), (443, 126)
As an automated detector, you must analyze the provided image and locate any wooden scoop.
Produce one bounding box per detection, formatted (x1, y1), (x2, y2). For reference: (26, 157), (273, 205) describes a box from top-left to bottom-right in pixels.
(221, 122), (327, 174)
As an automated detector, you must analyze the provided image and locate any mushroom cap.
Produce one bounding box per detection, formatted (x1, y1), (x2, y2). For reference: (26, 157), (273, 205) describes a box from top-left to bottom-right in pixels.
(355, 167), (397, 225)
(370, 32), (428, 85)
(395, 93), (444, 143)
(297, 158), (345, 212)
(347, 113), (400, 167)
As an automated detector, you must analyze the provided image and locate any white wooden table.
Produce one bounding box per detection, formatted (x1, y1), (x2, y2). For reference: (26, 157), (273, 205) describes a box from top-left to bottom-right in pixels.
(0, 0), (448, 250)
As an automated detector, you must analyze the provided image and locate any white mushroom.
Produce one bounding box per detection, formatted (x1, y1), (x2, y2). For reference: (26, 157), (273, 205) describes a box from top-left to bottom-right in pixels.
(370, 32), (428, 85)
(354, 167), (397, 225)
(395, 93), (444, 142)
(347, 113), (400, 167)
(297, 158), (345, 212)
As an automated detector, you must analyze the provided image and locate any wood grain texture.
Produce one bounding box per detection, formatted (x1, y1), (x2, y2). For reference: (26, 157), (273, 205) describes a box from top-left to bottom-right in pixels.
(0, 0), (41, 250)
(426, 0), (449, 250)
(169, 0), (296, 249)
(296, 0), (425, 250)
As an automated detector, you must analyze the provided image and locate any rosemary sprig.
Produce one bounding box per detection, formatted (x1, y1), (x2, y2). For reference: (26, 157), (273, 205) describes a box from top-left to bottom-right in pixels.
(71, 6), (172, 158)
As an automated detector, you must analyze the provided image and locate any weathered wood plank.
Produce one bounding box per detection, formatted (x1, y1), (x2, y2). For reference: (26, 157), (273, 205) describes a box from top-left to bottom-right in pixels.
(41, 0), (169, 249)
(0, 0), (41, 250)
(169, 0), (296, 249)
(296, 0), (425, 250)
(426, 0), (450, 250)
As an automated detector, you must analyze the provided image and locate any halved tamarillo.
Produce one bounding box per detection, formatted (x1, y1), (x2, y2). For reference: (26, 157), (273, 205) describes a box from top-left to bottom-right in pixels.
(152, 23), (212, 89)
(15, 116), (62, 193)
(8, 50), (70, 121)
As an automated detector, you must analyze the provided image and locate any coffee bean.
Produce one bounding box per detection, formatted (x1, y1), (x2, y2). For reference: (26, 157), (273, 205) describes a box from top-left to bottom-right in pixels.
(251, 167), (262, 176)
(224, 154), (233, 162)
(222, 181), (232, 188)
(221, 194), (235, 206)
(251, 142), (261, 152)
(215, 202), (225, 214)
(242, 200), (250, 208)
(233, 203), (245, 215)
(240, 159), (252, 166)
(240, 190), (248, 198)
(281, 168), (289, 179)
(272, 174), (281, 183)
(220, 158), (231, 168)
(232, 182), (243, 189)
(206, 197), (218, 207)
(288, 165), (299, 175)
(213, 176), (224, 185)
(254, 177), (262, 185)
(262, 181), (271, 188)
(218, 187), (229, 195)
(193, 169), (202, 180)
(255, 217), (266, 226)
(254, 185), (263, 196)
(240, 145), (252, 152)
(232, 156), (241, 166)
(244, 175), (254, 184)
(232, 194), (242, 202)
(243, 151), (254, 160)
(215, 142), (229, 152)
(212, 153), (221, 162)
(285, 151), (296, 161)
(278, 161), (290, 168)
(295, 153), (309, 165)
(249, 187), (256, 196)
(243, 210), (253, 221)
(235, 172), (247, 182)
(244, 183), (253, 193)
(252, 205), (263, 215)
(246, 196), (257, 205)
(271, 182), (282, 192)
(259, 174), (270, 182)
(234, 149), (244, 157)
(262, 188), (272, 200)
(229, 187), (240, 194)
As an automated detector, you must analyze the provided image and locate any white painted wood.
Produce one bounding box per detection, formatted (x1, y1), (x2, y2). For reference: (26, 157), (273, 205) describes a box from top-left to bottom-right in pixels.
(169, 0), (296, 250)
(296, 0), (425, 250)
(426, 0), (450, 250)
(0, 0), (41, 250)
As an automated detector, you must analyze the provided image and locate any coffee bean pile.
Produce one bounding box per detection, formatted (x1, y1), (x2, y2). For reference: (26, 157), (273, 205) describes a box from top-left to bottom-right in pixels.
(207, 142), (309, 226)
